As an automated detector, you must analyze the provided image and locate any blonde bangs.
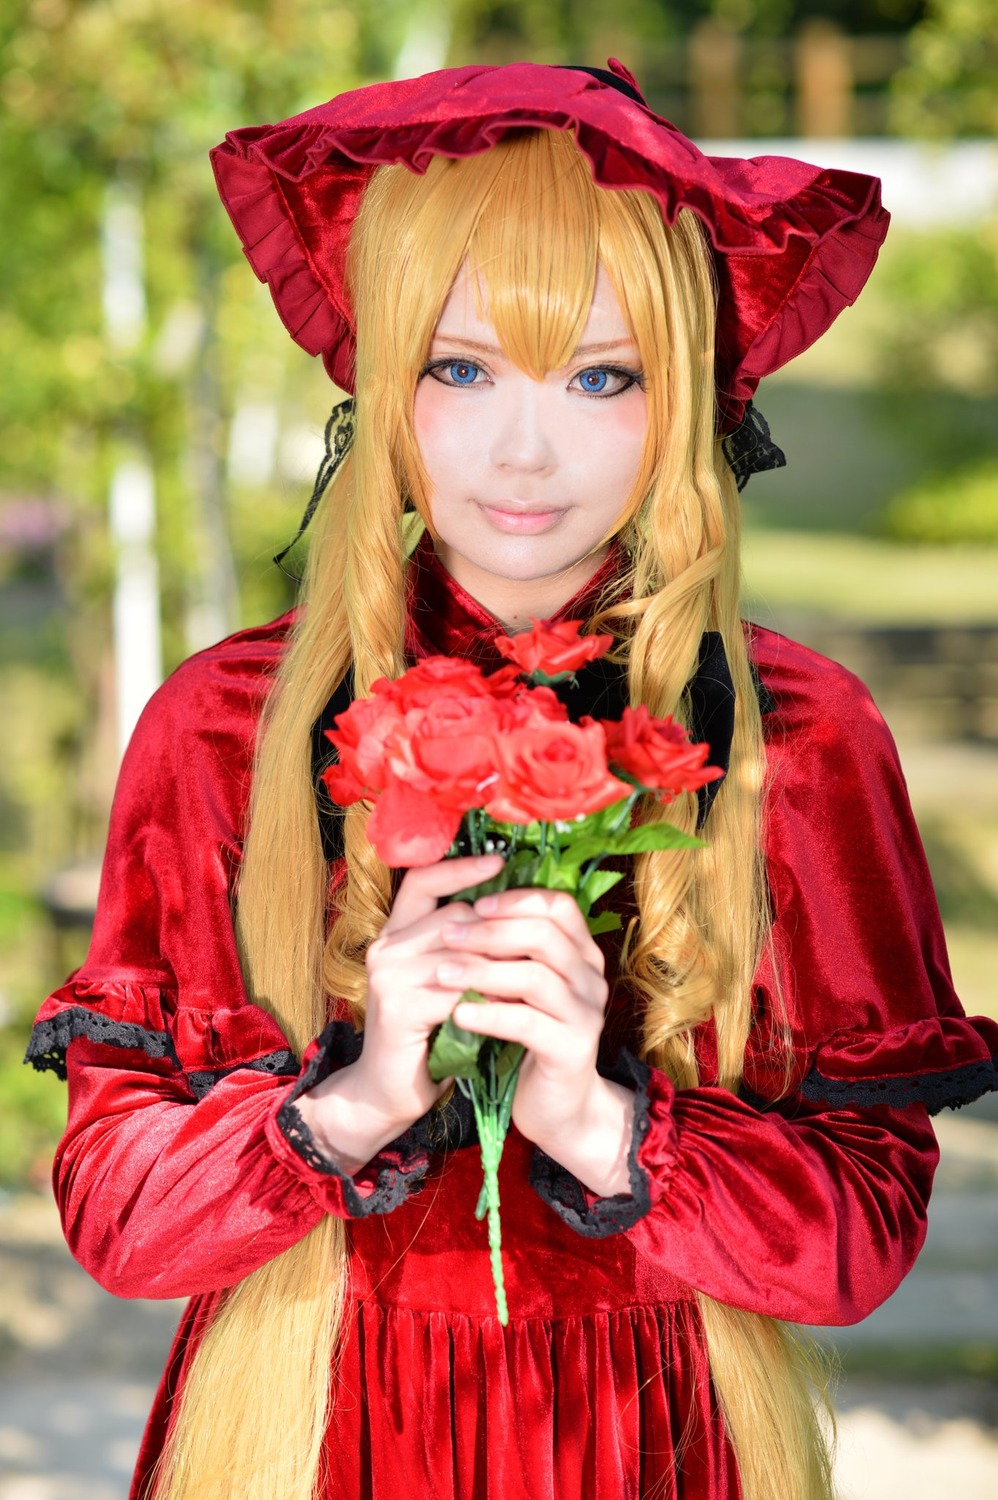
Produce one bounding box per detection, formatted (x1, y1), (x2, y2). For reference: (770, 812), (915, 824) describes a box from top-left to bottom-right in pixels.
(349, 128), (703, 531)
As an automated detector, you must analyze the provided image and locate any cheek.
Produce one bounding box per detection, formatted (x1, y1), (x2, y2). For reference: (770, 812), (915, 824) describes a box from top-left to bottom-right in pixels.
(413, 384), (489, 493)
(412, 383), (447, 479)
(562, 398), (647, 493)
(616, 408), (648, 488)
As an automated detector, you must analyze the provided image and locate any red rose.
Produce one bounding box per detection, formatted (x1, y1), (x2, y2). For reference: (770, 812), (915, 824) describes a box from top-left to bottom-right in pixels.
(394, 656), (494, 709)
(322, 684), (405, 803)
(320, 757), (367, 806)
(485, 718), (630, 824)
(492, 680), (568, 732)
(600, 706), (723, 797)
(323, 659), (497, 809)
(366, 778), (464, 867)
(495, 619), (613, 677)
(387, 692), (503, 810)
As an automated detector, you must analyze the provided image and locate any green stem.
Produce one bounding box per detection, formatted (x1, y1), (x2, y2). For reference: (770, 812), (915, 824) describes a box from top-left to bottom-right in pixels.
(611, 792), (638, 834)
(481, 1131), (507, 1326)
(463, 1077), (510, 1325)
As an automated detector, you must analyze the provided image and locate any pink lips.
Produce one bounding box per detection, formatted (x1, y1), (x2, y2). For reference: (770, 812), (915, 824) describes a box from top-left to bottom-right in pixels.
(477, 503), (565, 534)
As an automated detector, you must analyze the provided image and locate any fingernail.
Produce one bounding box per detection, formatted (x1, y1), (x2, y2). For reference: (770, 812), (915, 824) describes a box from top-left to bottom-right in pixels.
(444, 923), (469, 943)
(476, 895), (498, 914)
(438, 962), (465, 983)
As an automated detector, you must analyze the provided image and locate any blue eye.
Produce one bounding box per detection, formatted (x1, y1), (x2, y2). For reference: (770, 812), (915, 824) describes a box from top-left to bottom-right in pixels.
(572, 365), (643, 397)
(578, 368), (610, 393)
(448, 361), (480, 385)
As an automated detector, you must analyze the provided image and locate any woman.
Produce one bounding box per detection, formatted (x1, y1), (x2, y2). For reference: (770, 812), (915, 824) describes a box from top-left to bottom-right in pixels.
(27, 60), (998, 1500)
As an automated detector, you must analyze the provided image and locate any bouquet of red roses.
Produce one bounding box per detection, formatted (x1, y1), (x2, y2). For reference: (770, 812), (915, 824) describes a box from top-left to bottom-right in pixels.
(323, 620), (721, 1323)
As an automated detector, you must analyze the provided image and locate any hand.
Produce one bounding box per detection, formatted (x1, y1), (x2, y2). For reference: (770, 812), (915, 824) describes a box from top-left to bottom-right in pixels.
(439, 888), (635, 1196)
(295, 852), (504, 1174)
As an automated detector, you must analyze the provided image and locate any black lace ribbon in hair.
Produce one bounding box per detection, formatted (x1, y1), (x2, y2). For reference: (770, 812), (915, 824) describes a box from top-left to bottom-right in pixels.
(721, 401), (786, 491)
(273, 397), (356, 576)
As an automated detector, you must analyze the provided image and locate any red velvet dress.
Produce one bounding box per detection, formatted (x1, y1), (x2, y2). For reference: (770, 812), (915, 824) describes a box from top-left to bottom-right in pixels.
(27, 541), (998, 1500)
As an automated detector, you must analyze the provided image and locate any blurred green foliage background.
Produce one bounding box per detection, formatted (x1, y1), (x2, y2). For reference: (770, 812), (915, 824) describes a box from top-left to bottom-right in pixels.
(1, 0), (997, 1187)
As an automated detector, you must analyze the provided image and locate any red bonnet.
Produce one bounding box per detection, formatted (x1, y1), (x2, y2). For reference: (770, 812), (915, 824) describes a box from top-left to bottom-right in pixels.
(210, 59), (889, 431)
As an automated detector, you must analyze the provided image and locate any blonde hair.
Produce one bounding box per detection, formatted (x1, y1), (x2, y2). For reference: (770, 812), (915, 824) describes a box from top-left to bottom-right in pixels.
(151, 129), (833, 1500)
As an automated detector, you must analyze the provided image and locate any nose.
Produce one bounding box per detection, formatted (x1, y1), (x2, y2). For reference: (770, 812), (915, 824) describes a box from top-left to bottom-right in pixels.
(488, 380), (557, 476)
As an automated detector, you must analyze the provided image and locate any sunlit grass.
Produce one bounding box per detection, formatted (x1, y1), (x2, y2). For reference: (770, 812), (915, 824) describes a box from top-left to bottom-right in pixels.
(743, 529), (998, 625)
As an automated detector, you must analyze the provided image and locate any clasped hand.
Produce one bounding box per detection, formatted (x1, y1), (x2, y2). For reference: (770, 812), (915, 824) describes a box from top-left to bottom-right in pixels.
(298, 853), (635, 1195)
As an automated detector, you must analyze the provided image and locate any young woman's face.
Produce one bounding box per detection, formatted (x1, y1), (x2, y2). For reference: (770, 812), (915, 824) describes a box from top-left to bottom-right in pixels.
(413, 262), (647, 621)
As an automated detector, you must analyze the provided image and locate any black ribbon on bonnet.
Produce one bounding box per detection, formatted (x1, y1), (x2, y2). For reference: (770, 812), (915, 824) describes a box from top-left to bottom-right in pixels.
(273, 398), (356, 576)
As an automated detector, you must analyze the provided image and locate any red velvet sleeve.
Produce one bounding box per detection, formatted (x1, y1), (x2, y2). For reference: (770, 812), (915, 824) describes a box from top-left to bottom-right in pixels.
(535, 629), (997, 1325)
(26, 621), (428, 1301)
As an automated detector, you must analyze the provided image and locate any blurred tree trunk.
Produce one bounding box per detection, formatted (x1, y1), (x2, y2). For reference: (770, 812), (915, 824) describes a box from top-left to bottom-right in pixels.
(184, 256), (238, 654)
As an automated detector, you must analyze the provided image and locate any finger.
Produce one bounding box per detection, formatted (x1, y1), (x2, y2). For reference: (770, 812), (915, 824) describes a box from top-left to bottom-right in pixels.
(435, 955), (600, 1021)
(473, 888), (604, 969)
(366, 964), (481, 1034)
(440, 915), (606, 992)
(373, 900), (481, 959)
(384, 854), (504, 933)
(451, 997), (568, 1061)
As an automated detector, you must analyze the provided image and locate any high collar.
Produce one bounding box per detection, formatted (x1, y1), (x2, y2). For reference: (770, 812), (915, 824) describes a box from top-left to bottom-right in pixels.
(404, 530), (627, 669)
(311, 534), (744, 862)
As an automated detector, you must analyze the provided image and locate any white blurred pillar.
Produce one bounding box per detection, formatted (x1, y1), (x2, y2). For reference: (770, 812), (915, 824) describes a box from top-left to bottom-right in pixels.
(103, 178), (163, 758)
(109, 457), (162, 755)
(394, 3), (450, 78)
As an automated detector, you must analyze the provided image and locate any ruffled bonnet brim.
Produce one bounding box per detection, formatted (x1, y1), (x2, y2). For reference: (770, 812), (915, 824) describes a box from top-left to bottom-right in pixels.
(210, 59), (889, 431)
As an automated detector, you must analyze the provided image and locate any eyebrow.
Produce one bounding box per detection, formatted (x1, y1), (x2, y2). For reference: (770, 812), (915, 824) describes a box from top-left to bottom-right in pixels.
(429, 336), (638, 356)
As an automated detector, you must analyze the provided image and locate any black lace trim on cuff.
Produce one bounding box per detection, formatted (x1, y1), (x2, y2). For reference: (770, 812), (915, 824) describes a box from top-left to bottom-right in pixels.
(186, 1050), (299, 1101)
(24, 1008), (181, 1080)
(529, 1048), (654, 1239)
(277, 1021), (430, 1215)
(801, 1056), (998, 1117)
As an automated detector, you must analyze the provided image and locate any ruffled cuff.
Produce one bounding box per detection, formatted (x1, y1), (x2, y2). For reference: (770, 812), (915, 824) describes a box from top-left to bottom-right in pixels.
(799, 1014), (998, 1116)
(24, 978), (301, 1097)
(25, 1000), (180, 1078)
(530, 1049), (675, 1239)
(270, 1021), (431, 1217)
(25, 979), (186, 1081)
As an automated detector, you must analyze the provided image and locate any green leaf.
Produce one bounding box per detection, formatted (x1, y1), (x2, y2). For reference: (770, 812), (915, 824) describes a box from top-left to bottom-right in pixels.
(494, 1041), (525, 1086)
(507, 848), (542, 887)
(579, 867), (624, 905)
(587, 910), (623, 935)
(427, 993), (487, 1082)
(609, 824), (705, 856)
(532, 850), (560, 888)
(572, 800), (633, 840)
(549, 864), (580, 893)
(545, 835), (611, 870)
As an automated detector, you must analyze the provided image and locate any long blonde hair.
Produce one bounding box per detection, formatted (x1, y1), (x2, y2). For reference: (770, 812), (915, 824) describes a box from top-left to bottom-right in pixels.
(151, 129), (833, 1500)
